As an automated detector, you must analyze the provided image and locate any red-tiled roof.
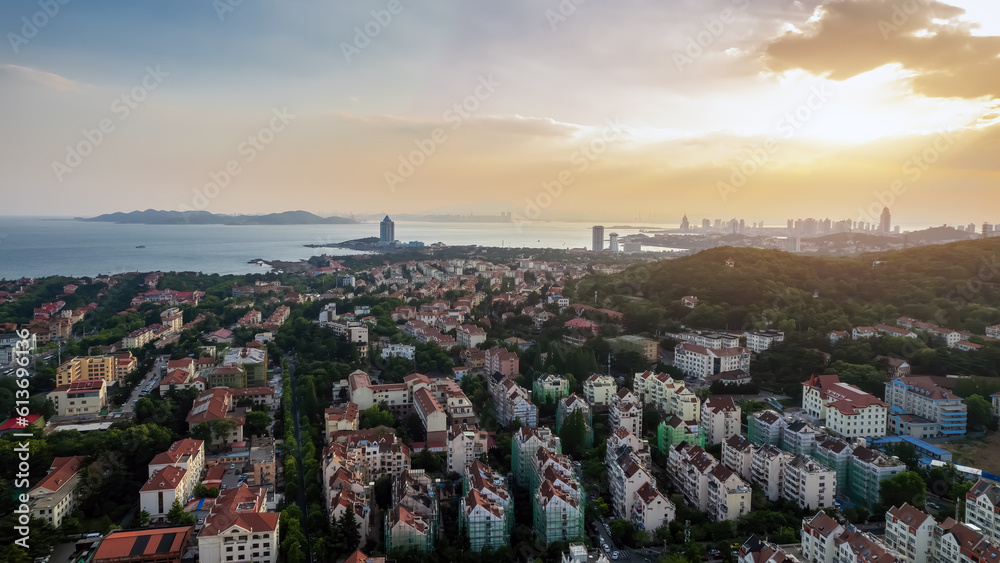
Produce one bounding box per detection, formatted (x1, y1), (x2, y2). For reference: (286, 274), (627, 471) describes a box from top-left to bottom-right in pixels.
(32, 456), (85, 493)
(92, 526), (193, 561)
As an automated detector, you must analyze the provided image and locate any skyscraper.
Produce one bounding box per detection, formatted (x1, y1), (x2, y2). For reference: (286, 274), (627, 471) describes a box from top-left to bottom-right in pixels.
(680, 214), (689, 232)
(592, 225), (604, 252)
(380, 215), (395, 245)
(879, 207), (891, 234)
(609, 232), (619, 253)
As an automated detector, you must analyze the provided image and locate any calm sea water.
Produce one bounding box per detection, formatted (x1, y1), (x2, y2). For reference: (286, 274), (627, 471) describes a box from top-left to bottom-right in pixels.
(0, 217), (679, 279)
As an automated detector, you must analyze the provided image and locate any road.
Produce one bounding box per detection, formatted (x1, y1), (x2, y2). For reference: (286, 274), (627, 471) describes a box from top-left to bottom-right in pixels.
(121, 355), (167, 414)
(287, 356), (313, 562)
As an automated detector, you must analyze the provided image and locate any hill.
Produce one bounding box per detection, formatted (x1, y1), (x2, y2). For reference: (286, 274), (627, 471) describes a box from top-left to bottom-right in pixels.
(80, 209), (355, 225)
(569, 238), (1000, 336)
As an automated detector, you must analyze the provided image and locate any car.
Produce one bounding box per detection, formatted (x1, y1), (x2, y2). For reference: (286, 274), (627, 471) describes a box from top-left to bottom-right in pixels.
(197, 518), (204, 526)
(221, 484), (227, 490)
(709, 550), (722, 558)
(612, 552), (619, 560)
(230, 464), (235, 470)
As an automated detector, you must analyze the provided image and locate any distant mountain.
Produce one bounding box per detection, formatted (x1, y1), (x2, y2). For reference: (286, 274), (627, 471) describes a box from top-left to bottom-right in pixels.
(81, 209), (356, 225)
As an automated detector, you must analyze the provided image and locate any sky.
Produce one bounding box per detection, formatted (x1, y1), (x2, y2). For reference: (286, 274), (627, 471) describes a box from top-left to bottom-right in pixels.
(1, 0), (998, 226)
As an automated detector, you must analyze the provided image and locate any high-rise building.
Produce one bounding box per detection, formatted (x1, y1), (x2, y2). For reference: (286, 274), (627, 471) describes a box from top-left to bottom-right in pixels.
(680, 214), (689, 232)
(592, 225), (604, 252)
(380, 215), (395, 245)
(609, 232), (619, 253)
(880, 207), (891, 234)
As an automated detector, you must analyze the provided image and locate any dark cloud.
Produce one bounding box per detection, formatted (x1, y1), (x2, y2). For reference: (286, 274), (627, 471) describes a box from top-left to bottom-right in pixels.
(764, 0), (1000, 99)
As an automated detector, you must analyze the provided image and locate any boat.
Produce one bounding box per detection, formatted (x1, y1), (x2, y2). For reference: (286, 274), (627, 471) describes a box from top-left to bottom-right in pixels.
(135, 245), (146, 248)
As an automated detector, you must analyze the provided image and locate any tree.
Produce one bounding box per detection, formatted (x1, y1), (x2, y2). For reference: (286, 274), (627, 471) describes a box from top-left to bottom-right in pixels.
(880, 471), (927, 510)
(360, 404), (395, 429)
(166, 498), (195, 525)
(966, 394), (993, 429)
(137, 510), (151, 527)
(338, 509), (361, 553)
(559, 408), (588, 458)
(245, 410), (271, 436)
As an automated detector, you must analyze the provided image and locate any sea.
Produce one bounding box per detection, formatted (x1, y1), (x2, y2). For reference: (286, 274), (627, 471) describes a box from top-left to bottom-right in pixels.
(0, 217), (685, 279)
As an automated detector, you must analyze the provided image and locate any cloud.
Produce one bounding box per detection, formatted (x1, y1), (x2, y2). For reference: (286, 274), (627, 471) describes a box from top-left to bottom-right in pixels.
(763, 0), (1000, 99)
(0, 64), (82, 92)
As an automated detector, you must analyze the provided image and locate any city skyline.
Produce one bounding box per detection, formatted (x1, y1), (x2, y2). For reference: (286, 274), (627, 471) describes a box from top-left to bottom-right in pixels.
(0, 1), (998, 224)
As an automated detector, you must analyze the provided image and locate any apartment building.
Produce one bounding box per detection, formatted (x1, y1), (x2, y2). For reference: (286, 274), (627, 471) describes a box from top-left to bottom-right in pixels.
(801, 511), (845, 563)
(198, 485), (280, 563)
(831, 526), (901, 563)
(324, 403), (360, 442)
(29, 456), (86, 528)
(556, 394), (593, 447)
(738, 535), (798, 563)
(657, 415), (706, 450)
(583, 373), (618, 406)
(56, 355), (117, 386)
(381, 344), (416, 360)
(634, 370), (700, 421)
(485, 347), (519, 378)
(446, 424), (491, 476)
(511, 427), (561, 487)
(186, 388), (245, 447)
(884, 503), (934, 563)
(667, 443), (751, 522)
(746, 330), (785, 353)
(456, 324), (487, 348)
(782, 455), (836, 510)
(609, 388), (643, 438)
(722, 434), (756, 480)
(606, 428), (652, 472)
(849, 446), (906, 509)
(813, 438), (852, 497)
(386, 470), (439, 552)
(632, 481), (676, 534)
(461, 461), (511, 552)
(673, 343), (751, 380)
(489, 373), (538, 428)
(350, 371), (475, 439)
(140, 465), (188, 521)
(328, 428), (411, 481)
(933, 518), (1000, 563)
(701, 396), (741, 446)
(884, 376), (967, 438)
(47, 378), (107, 416)
(668, 330), (741, 349)
(331, 488), (372, 547)
(220, 347), (269, 388)
(533, 373), (570, 403)
(608, 452), (654, 520)
(802, 374), (888, 438)
(965, 479), (1000, 541)
(749, 410), (787, 446)
(609, 335), (659, 362)
(751, 445), (791, 502)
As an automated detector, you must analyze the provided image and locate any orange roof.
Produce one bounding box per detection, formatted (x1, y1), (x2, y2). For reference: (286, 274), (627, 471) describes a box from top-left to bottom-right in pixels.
(32, 456), (85, 493)
(92, 526), (193, 561)
(140, 465), (186, 492)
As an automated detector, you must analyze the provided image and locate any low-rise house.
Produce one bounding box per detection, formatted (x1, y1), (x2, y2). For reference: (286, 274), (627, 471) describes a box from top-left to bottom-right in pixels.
(325, 403), (360, 442)
(47, 378), (107, 417)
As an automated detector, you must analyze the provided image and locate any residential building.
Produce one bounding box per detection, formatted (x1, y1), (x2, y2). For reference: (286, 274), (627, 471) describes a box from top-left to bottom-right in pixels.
(382, 343), (416, 360)
(782, 421), (823, 457)
(556, 394), (593, 447)
(610, 335), (659, 362)
(965, 479), (1000, 541)
(849, 446), (906, 509)
(511, 426), (561, 487)
(722, 434), (756, 480)
(185, 388), (245, 447)
(140, 465), (188, 521)
(457, 324), (487, 348)
(632, 481), (676, 534)
(738, 536), (798, 563)
(486, 347), (519, 378)
(802, 374), (888, 438)
(748, 410), (787, 447)
(489, 373), (538, 428)
(583, 373), (617, 407)
(92, 527), (194, 563)
(55, 355), (117, 386)
(328, 428), (411, 481)
(884, 376), (967, 439)
(657, 415), (706, 450)
(852, 327), (878, 339)
(198, 485), (280, 563)
(248, 438), (276, 487)
(29, 456), (86, 528)
(608, 451), (654, 520)
(884, 503), (934, 563)
(673, 343), (751, 380)
(801, 511), (845, 563)
(830, 526), (901, 563)
(701, 396), (741, 446)
(447, 424), (491, 477)
(47, 378), (107, 416)
(324, 403), (360, 442)
(386, 469), (439, 552)
(533, 373), (570, 403)
(746, 330), (785, 353)
(933, 517), (1000, 563)
(782, 454), (836, 510)
(606, 428), (652, 473)
(461, 461), (512, 552)
(751, 445), (791, 502)
(876, 324), (918, 339)
(380, 215), (396, 245)
(667, 443), (751, 522)
(813, 438), (853, 497)
(633, 370), (700, 421)
(220, 346), (268, 388)
(609, 388), (643, 438)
